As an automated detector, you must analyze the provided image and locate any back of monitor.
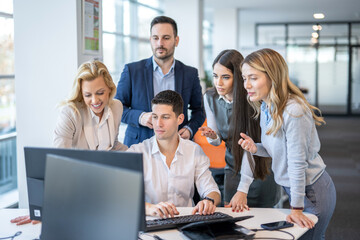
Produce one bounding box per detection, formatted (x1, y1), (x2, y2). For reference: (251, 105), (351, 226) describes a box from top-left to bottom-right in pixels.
(40, 154), (142, 240)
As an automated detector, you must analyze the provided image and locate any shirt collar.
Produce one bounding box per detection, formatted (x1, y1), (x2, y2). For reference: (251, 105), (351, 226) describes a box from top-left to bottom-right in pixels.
(177, 136), (185, 155)
(151, 136), (160, 155)
(89, 105), (110, 123)
(152, 56), (175, 73)
(261, 101), (272, 125)
(218, 95), (233, 104)
(261, 101), (267, 111)
(151, 134), (183, 156)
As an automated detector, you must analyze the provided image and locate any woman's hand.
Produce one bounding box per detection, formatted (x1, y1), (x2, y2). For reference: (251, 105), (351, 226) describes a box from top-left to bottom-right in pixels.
(225, 191), (249, 212)
(238, 133), (257, 154)
(199, 126), (217, 140)
(10, 215), (41, 225)
(286, 209), (315, 229)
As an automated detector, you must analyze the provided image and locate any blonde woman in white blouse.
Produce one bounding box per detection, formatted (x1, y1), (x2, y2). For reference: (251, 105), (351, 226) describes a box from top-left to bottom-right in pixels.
(54, 60), (127, 151)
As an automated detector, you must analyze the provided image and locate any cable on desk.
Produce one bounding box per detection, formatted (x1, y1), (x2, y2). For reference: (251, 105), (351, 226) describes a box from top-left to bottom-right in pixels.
(0, 231), (22, 240)
(250, 228), (295, 240)
(139, 232), (166, 240)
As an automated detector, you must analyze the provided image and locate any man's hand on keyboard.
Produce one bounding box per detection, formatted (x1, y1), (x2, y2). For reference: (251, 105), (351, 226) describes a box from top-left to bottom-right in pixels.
(191, 199), (216, 215)
(145, 202), (180, 218)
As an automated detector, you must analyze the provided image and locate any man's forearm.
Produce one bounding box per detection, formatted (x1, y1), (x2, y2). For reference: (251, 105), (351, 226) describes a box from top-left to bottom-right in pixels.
(206, 191), (221, 206)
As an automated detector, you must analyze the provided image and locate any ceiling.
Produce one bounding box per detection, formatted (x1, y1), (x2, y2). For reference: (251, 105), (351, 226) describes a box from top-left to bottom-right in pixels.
(204, 0), (360, 22)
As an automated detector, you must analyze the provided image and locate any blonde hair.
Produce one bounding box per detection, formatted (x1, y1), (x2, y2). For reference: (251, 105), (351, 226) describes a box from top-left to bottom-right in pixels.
(60, 60), (116, 114)
(242, 48), (325, 135)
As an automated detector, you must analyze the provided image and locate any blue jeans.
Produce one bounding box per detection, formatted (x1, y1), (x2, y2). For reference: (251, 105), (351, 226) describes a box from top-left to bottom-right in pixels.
(283, 171), (336, 240)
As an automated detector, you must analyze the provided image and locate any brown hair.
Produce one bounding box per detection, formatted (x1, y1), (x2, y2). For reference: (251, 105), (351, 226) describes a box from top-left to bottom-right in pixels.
(211, 50), (270, 179)
(151, 90), (184, 116)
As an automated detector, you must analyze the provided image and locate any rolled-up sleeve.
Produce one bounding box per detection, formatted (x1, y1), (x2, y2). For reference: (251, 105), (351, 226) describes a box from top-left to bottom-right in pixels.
(194, 147), (221, 198)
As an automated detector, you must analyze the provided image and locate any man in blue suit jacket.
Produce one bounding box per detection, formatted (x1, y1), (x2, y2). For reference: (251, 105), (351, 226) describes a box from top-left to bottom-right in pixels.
(115, 16), (205, 147)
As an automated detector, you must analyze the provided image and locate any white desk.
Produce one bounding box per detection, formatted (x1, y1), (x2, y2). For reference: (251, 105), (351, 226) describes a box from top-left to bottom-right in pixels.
(0, 209), (41, 240)
(0, 208), (317, 240)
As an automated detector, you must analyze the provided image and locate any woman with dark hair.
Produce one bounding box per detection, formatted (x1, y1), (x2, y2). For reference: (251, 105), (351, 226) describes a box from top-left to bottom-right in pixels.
(199, 49), (280, 210)
(238, 48), (336, 239)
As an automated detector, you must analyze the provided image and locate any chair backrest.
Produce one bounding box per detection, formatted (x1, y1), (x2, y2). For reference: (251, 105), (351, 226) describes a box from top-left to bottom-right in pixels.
(193, 119), (226, 169)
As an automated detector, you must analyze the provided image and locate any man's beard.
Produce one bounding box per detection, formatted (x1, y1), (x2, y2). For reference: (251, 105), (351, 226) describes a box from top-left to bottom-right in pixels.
(153, 47), (175, 60)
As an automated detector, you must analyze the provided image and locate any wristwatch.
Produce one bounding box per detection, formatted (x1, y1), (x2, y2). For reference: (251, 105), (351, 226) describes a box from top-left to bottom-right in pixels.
(291, 206), (304, 210)
(203, 196), (215, 204)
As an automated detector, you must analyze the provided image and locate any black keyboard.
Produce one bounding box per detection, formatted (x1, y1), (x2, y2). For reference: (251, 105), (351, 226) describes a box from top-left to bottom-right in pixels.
(146, 212), (246, 232)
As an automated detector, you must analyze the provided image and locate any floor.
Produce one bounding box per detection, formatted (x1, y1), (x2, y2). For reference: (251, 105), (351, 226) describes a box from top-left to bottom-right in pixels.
(316, 116), (360, 239)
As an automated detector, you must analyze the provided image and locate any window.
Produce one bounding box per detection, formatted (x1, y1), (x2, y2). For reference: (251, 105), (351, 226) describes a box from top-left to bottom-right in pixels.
(203, 17), (214, 88)
(256, 21), (359, 115)
(102, 0), (163, 84)
(257, 25), (286, 46)
(0, 0), (17, 200)
(102, 0), (163, 142)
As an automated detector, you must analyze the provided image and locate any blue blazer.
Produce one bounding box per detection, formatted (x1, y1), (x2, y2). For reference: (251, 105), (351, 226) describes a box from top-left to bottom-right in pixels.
(115, 57), (205, 147)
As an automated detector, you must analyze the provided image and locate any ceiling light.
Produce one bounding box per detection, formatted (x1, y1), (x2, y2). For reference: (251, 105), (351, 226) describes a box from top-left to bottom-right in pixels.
(312, 25), (322, 31)
(311, 38), (318, 44)
(312, 32), (319, 38)
(313, 13), (325, 19)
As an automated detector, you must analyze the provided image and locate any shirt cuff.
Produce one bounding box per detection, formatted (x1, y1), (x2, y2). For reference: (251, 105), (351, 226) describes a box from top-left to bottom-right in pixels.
(138, 112), (146, 125)
(254, 143), (270, 157)
(290, 194), (305, 209)
(183, 125), (193, 138)
(237, 175), (253, 194)
(206, 134), (221, 146)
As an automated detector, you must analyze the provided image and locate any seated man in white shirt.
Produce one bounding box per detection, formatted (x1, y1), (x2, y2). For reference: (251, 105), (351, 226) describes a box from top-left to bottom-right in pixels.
(127, 90), (221, 219)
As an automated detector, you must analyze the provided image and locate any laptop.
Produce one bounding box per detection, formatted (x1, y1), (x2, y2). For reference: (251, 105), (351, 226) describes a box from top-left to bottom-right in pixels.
(40, 154), (142, 240)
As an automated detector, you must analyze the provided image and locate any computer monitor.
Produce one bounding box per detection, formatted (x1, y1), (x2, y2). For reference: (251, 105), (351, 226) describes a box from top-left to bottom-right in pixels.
(41, 154), (142, 240)
(24, 147), (146, 231)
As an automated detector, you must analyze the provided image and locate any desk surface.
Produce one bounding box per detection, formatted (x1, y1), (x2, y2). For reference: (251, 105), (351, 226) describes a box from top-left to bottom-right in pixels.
(0, 208), (317, 240)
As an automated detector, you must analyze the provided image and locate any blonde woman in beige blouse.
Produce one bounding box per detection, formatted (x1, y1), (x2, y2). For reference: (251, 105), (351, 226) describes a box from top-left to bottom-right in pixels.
(11, 61), (128, 226)
(54, 60), (127, 151)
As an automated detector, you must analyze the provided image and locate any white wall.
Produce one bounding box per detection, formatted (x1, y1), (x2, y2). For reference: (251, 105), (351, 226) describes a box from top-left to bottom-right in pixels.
(164, 0), (204, 78)
(13, 0), (100, 208)
(212, 8), (238, 56)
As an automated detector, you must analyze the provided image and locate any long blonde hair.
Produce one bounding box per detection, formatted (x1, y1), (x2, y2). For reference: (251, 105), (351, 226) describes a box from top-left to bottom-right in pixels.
(242, 48), (325, 135)
(60, 60), (116, 114)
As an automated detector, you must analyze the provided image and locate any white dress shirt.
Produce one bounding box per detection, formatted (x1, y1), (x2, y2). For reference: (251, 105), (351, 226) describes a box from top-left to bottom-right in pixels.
(89, 106), (111, 150)
(127, 136), (220, 207)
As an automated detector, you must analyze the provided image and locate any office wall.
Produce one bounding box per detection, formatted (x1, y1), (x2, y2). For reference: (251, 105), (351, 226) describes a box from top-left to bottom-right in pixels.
(13, 0), (99, 208)
(213, 8), (238, 56)
(164, 0), (204, 77)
